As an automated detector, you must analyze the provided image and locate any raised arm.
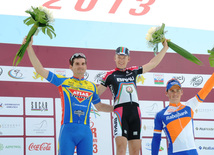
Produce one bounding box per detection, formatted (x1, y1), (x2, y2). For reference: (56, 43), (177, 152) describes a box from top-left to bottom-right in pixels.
(142, 39), (169, 73)
(25, 37), (49, 79)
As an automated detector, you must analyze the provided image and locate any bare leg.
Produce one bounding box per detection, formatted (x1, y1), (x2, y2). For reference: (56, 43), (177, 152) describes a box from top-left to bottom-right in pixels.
(115, 136), (128, 155)
(128, 139), (141, 155)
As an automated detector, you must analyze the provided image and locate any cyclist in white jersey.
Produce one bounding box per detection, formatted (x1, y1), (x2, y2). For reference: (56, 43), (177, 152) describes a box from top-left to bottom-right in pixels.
(98, 40), (169, 155)
(152, 73), (214, 155)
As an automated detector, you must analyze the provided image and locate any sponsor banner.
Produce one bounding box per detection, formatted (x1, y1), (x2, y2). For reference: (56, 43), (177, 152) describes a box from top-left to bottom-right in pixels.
(25, 97), (54, 116)
(0, 138), (24, 155)
(139, 100), (164, 118)
(0, 117), (23, 136)
(141, 138), (167, 155)
(194, 102), (214, 119)
(141, 119), (165, 137)
(0, 0), (214, 31)
(0, 96), (23, 115)
(26, 138), (55, 155)
(194, 120), (214, 138)
(0, 66), (213, 89)
(26, 118), (54, 136)
(195, 139), (214, 155)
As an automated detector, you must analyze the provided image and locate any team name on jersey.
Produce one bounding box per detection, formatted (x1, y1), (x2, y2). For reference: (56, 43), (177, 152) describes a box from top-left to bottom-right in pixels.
(117, 76), (134, 82)
(166, 110), (188, 120)
(69, 89), (93, 102)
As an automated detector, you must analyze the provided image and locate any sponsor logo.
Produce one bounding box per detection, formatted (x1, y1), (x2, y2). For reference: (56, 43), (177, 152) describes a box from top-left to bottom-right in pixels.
(153, 74), (164, 85)
(190, 76), (203, 87)
(33, 72), (44, 81)
(136, 75), (145, 84)
(8, 69), (23, 79)
(0, 67), (3, 76)
(117, 76), (134, 82)
(166, 110), (188, 120)
(0, 103), (20, 109)
(31, 101), (48, 112)
(0, 143), (21, 151)
(143, 124), (154, 131)
(199, 146), (214, 150)
(173, 75), (185, 84)
(28, 142), (51, 151)
(84, 72), (89, 79)
(69, 89), (93, 102)
(94, 72), (106, 83)
(74, 110), (85, 117)
(54, 69), (66, 76)
(144, 142), (164, 151)
(33, 120), (48, 133)
(195, 127), (214, 131)
(125, 71), (133, 76)
(0, 123), (21, 129)
(126, 86), (133, 94)
(114, 117), (118, 135)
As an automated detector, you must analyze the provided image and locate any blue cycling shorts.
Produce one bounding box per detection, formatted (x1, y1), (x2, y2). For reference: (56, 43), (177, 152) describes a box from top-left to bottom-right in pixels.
(58, 123), (93, 155)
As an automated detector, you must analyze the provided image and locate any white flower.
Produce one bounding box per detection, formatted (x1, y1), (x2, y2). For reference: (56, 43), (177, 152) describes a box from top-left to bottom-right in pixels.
(38, 6), (54, 23)
(148, 27), (157, 34)
(145, 33), (152, 41)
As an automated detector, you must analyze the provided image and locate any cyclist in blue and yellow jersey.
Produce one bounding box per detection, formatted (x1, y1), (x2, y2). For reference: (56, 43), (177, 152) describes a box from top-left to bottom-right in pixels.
(24, 37), (114, 155)
(98, 40), (169, 155)
(152, 74), (214, 155)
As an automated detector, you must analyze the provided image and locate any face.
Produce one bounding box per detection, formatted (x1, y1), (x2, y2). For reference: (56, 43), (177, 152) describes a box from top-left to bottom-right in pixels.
(70, 58), (87, 78)
(114, 54), (130, 69)
(165, 85), (183, 104)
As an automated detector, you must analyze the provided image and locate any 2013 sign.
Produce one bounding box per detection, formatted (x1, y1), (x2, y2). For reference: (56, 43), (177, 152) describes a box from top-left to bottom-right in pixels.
(43, 0), (155, 16)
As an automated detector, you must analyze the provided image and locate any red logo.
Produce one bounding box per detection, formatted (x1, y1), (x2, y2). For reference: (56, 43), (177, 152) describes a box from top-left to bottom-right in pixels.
(69, 89), (93, 102)
(28, 143), (51, 151)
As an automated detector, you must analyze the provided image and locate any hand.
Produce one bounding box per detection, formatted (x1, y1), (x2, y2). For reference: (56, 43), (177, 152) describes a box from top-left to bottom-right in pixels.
(162, 39), (169, 48)
(23, 36), (33, 50)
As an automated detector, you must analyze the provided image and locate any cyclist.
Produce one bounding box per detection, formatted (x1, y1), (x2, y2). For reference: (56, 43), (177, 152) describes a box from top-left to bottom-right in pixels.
(98, 40), (169, 155)
(152, 73), (214, 155)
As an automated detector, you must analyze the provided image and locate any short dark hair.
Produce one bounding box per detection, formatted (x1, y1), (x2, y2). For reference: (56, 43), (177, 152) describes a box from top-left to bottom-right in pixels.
(69, 53), (87, 66)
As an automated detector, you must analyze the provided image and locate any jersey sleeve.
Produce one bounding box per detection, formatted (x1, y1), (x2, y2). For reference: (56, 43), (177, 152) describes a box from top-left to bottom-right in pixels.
(46, 71), (67, 87)
(196, 73), (214, 102)
(100, 71), (110, 87)
(91, 82), (101, 105)
(152, 112), (163, 155)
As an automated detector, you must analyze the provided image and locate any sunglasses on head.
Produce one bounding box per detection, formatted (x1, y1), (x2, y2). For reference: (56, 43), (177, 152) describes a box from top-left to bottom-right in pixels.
(70, 53), (86, 61)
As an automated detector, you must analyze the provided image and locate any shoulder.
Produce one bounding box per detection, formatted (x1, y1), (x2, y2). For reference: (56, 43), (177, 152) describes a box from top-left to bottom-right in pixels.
(102, 68), (117, 79)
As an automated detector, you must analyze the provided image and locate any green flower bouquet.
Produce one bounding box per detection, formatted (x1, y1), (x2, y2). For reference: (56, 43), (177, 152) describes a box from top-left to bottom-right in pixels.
(145, 23), (203, 65)
(13, 6), (56, 66)
(208, 47), (214, 67)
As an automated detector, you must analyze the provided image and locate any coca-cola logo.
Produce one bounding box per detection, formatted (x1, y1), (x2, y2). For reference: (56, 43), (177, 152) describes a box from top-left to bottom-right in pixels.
(28, 142), (51, 151)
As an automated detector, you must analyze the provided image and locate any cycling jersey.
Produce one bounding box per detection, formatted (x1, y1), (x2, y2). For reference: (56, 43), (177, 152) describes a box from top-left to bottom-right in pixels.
(152, 73), (214, 155)
(101, 66), (143, 106)
(101, 66), (143, 140)
(46, 71), (101, 155)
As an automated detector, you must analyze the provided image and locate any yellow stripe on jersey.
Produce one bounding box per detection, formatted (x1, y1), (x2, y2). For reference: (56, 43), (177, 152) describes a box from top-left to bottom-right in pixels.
(84, 97), (93, 125)
(63, 87), (73, 123)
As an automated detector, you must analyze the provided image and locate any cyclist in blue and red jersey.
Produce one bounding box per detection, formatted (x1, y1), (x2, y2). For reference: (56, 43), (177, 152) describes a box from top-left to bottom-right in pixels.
(98, 40), (169, 155)
(152, 74), (214, 155)
(24, 37), (114, 155)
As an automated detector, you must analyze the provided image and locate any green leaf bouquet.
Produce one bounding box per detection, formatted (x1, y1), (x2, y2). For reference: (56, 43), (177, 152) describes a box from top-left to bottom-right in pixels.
(13, 6), (56, 66)
(145, 23), (203, 65)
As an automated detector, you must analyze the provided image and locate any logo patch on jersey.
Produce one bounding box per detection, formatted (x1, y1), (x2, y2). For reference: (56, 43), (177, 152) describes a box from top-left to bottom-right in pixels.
(126, 86), (133, 93)
(69, 89), (93, 102)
